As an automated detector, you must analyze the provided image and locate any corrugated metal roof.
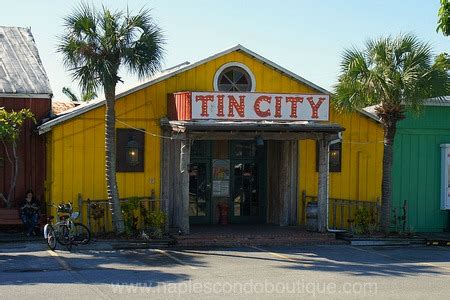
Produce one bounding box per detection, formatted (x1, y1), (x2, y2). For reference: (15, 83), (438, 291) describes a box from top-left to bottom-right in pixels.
(360, 105), (381, 122)
(0, 26), (52, 96)
(362, 96), (450, 120)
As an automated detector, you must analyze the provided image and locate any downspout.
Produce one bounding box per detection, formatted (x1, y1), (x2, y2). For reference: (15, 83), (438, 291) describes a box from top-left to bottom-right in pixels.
(326, 132), (347, 233)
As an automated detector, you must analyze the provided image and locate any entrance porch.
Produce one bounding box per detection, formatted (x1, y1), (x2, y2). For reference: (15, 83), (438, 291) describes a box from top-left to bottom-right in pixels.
(161, 119), (344, 234)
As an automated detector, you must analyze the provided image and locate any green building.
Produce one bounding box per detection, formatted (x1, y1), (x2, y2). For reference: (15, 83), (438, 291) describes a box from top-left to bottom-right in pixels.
(393, 99), (450, 232)
(365, 99), (450, 232)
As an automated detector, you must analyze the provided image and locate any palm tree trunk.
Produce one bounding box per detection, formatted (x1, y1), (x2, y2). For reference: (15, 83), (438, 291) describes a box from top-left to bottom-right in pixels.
(380, 122), (397, 234)
(104, 86), (125, 233)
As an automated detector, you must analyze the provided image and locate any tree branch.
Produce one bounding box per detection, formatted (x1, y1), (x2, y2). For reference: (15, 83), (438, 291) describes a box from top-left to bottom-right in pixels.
(2, 140), (13, 164)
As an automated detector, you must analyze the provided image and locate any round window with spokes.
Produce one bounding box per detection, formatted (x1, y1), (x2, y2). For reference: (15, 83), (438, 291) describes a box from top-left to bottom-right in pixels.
(217, 66), (253, 92)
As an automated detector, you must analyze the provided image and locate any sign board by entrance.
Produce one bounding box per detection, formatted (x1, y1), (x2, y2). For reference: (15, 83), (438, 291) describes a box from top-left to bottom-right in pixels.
(188, 92), (330, 121)
(441, 144), (450, 210)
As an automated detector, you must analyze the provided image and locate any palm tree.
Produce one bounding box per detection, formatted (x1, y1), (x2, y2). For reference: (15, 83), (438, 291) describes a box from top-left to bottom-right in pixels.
(62, 87), (97, 102)
(58, 4), (164, 233)
(333, 34), (449, 233)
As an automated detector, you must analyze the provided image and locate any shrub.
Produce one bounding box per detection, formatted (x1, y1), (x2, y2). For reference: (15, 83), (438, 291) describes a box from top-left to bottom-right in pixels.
(146, 210), (167, 230)
(353, 207), (378, 236)
(143, 210), (167, 239)
(121, 197), (140, 234)
(90, 203), (105, 220)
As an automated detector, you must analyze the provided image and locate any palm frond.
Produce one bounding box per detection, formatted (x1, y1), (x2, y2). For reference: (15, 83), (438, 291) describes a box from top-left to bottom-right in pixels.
(58, 4), (165, 93)
(62, 87), (79, 102)
(333, 33), (448, 117)
(81, 88), (97, 102)
(121, 8), (165, 79)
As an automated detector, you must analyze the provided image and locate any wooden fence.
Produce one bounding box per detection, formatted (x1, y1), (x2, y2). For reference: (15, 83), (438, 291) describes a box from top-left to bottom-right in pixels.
(300, 191), (380, 231)
(75, 195), (166, 233)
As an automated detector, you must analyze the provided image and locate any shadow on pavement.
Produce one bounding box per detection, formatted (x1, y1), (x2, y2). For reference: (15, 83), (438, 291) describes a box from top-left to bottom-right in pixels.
(0, 244), (197, 286)
(170, 245), (450, 278)
(272, 245), (450, 277)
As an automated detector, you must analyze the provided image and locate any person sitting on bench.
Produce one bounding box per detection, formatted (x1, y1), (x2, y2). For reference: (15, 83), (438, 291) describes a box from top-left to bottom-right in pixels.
(19, 190), (40, 236)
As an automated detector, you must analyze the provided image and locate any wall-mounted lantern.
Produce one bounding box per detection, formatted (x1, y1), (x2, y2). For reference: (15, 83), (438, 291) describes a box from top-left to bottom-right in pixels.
(117, 128), (145, 172)
(126, 139), (140, 166)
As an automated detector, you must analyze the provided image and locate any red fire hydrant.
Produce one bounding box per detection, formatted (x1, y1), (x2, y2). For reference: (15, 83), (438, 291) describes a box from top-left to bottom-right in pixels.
(218, 203), (229, 225)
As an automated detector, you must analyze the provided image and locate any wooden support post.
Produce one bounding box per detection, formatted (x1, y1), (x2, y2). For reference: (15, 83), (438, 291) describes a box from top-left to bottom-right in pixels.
(279, 140), (290, 226)
(179, 139), (191, 234)
(266, 140), (279, 224)
(317, 138), (330, 233)
(289, 141), (298, 225)
(161, 131), (171, 231)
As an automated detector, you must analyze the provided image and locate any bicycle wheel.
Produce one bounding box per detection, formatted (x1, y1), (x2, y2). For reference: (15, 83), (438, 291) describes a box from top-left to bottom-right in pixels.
(47, 225), (57, 250)
(73, 223), (91, 245)
(57, 224), (71, 245)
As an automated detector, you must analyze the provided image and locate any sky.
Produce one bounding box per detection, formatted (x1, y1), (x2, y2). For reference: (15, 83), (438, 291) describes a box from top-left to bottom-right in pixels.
(0, 0), (448, 101)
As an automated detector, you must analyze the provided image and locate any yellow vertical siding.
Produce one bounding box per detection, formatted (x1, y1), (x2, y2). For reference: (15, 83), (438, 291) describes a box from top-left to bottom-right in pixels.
(298, 109), (383, 226)
(46, 50), (383, 228)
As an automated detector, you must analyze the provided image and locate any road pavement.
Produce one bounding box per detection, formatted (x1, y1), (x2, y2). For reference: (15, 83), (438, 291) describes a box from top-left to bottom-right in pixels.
(1, 241), (450, 299)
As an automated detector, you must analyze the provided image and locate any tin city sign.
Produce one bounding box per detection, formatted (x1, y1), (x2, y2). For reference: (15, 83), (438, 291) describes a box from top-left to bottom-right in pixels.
(191, 92), (329, 121)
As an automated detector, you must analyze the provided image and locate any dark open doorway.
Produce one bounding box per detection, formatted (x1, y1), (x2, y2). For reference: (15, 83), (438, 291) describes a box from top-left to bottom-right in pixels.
(189, 140), (267, 225)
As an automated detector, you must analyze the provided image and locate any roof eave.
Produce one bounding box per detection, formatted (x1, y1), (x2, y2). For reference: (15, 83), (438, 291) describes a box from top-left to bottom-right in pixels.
(0, 93), (52, 99)
(358, 108), (381, 123)
(38, 44), (333, 133)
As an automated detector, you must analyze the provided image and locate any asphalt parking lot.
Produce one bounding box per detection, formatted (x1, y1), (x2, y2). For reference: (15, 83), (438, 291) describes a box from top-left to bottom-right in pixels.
(1, 242), (450, 299)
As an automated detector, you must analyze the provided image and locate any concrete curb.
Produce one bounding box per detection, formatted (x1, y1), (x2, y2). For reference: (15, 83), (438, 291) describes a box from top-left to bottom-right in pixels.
(350, 240), (411, 246)
(426, 240), (450, 246)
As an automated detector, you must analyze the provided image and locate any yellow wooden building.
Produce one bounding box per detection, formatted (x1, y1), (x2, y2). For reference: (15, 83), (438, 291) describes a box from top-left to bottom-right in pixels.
(38, 45), (383, 233)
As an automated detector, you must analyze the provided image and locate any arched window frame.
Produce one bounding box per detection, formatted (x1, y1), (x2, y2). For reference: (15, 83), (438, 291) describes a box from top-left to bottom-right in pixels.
(213, 62), (256, 92)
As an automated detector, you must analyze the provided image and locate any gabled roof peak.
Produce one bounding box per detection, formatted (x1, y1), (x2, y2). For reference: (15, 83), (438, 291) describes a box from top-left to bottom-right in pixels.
(38, 44), (328, 134)
(0, 26), (52, 97)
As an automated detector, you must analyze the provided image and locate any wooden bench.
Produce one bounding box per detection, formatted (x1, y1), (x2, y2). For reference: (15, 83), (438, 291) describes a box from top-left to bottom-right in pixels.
(0, 209), (22, 225)
(0, 208), (45, 228)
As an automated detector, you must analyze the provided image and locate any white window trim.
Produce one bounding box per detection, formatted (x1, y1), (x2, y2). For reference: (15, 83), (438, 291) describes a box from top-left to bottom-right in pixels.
(213, 62), (256, 92)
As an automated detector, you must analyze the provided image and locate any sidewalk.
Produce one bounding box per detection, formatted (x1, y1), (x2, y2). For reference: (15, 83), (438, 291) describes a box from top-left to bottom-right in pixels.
(0, 231), (42, 243)
(0, 226), (341, 250)
(0, 230), (174, 250)
(172, 224), (343, 248)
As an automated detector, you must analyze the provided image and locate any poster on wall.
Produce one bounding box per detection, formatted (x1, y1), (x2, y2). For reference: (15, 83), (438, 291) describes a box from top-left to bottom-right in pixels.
(213, 159), (230, 180)
(212, 159), (230, 197)
(213, 180), (229, 197)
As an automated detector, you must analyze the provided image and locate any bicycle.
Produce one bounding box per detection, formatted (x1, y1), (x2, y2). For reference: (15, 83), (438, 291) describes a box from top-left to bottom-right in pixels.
(44, 203), (91, 251)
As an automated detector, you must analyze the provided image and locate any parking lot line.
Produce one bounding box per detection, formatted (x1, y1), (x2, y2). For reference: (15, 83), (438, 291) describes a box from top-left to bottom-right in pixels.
(154, 249), (198, 270)
(250, 246), (299, 263)
(47, 250), (72, 271)
(47, 250), (112, 299)
(349, 246), (450, 272)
